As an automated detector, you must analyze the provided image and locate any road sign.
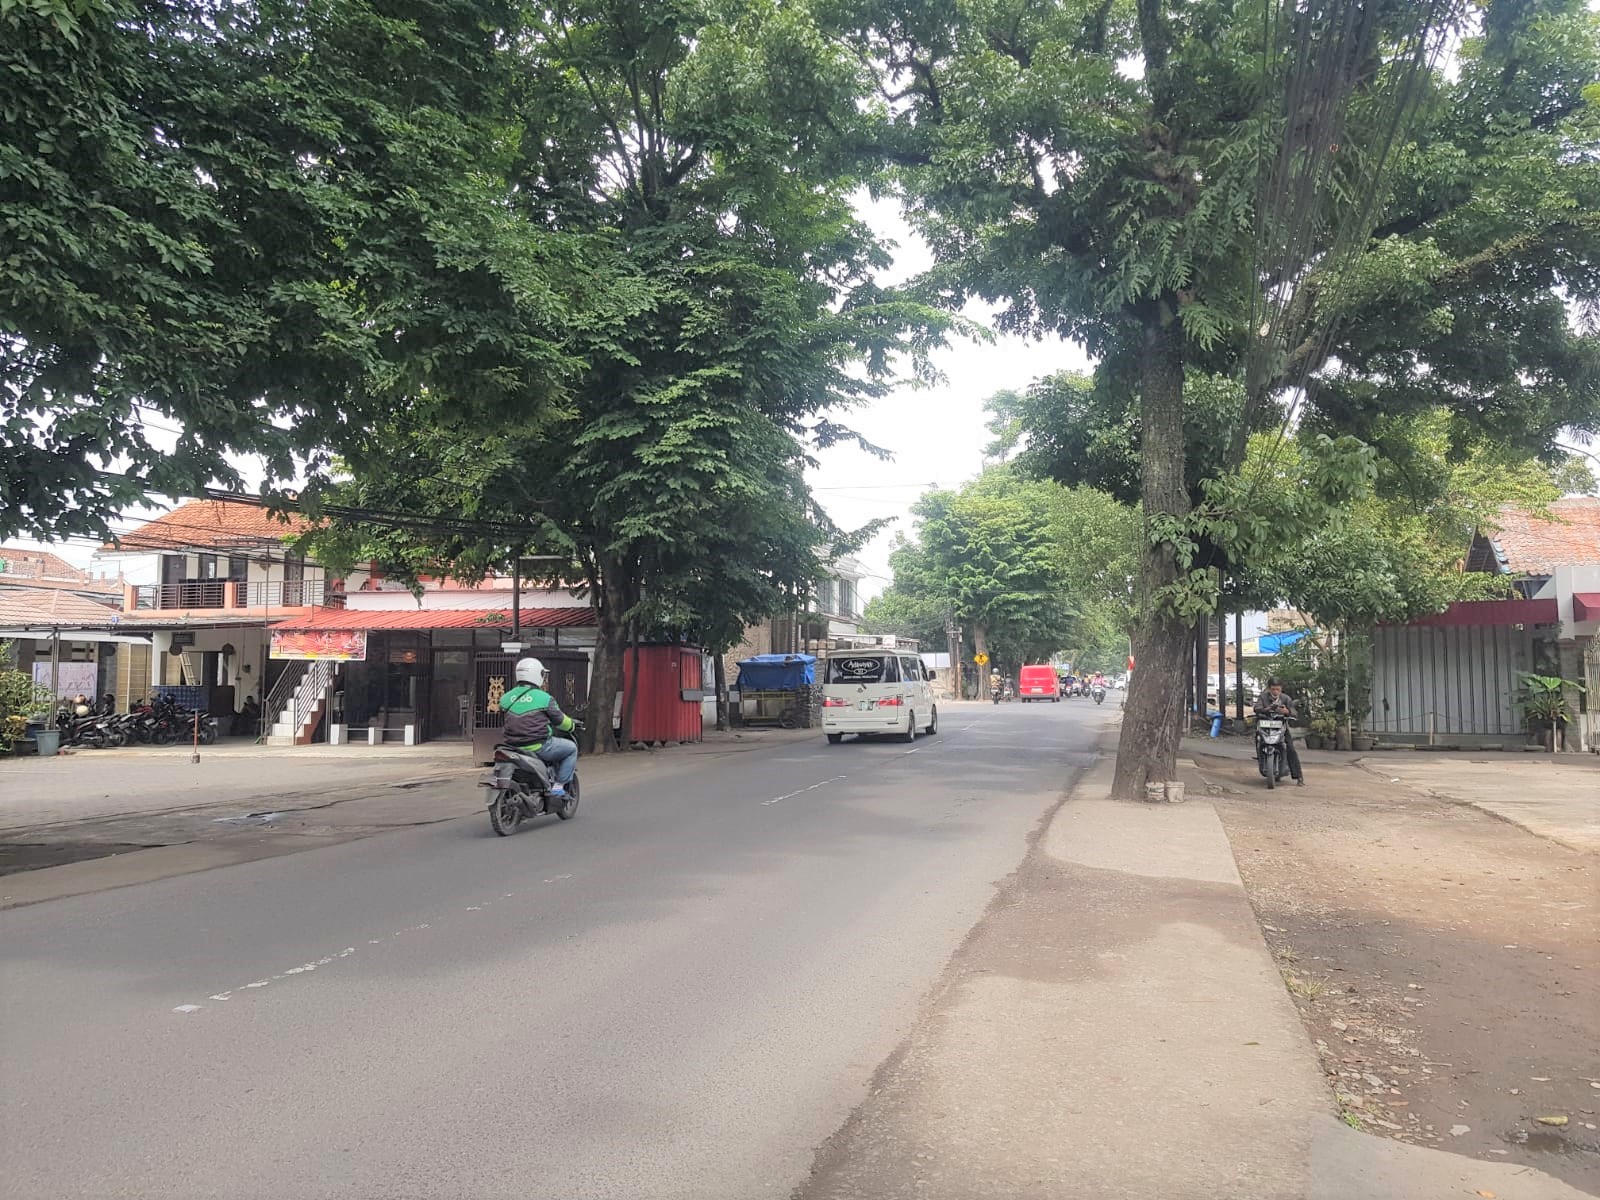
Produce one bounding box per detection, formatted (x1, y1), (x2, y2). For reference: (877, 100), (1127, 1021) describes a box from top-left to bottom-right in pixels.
(974, 653), (990, 666)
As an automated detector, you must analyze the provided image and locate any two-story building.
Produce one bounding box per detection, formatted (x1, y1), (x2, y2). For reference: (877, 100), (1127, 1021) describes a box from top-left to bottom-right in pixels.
(94, 499), (337, 719)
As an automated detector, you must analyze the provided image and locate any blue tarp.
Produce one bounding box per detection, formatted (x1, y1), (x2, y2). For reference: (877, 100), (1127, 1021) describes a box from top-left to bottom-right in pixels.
(735, 653), (815, 690)
(1257, 630), (1309, 655)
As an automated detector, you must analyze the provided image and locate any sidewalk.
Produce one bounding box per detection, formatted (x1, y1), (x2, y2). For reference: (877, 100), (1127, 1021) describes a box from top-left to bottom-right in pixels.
(1183, 734), (1600, 853)
(0, 726), (817, 908)
(798, 747), (1593, 1200)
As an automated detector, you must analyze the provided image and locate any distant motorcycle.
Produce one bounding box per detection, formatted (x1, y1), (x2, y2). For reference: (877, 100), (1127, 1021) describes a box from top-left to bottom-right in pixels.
(481, 727), (582, 835)
(1092, 684), (1107, 705)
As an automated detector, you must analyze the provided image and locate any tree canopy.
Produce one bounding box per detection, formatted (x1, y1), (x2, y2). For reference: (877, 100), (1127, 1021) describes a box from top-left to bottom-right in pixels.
(2, 0), (596, 540)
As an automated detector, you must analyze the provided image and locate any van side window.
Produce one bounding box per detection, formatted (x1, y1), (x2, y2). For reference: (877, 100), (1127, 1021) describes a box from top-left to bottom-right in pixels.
(903, 657), (921, 682)
(882, 656), (900, 683)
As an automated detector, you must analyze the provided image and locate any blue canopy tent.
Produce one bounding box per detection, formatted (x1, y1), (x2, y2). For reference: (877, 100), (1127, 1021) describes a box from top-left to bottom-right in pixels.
(1256, 630), (1309, 655)
(734, 653), (815, 690)
(733, 654), (815, 727)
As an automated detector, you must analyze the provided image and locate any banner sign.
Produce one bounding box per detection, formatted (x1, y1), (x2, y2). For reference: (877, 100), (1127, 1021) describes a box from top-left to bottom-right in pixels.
(271, 629), (368, 661)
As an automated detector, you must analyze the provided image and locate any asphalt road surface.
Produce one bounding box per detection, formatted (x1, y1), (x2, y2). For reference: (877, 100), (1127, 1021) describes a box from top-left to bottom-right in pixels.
(2, 700), (1104, 1200)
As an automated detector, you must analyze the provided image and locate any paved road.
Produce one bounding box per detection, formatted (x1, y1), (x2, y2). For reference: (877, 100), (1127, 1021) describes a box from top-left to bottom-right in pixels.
(2, 702), (1102, 1200)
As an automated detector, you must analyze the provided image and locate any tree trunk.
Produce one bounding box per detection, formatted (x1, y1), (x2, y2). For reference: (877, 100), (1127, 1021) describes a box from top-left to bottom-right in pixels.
(1112, 304), (1193, 800)
(713, 652), (728, 731)
(972, 622), (989, 668)
(585, 569), (627, 756)
(620, 626), (642, 747)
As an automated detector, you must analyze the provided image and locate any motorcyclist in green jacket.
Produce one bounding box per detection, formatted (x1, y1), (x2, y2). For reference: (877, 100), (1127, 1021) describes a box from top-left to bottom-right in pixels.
(500, 657), (579, 796)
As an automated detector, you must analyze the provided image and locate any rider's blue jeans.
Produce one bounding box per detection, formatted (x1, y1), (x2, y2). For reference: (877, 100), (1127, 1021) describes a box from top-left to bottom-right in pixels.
(536, 738), (577, 785)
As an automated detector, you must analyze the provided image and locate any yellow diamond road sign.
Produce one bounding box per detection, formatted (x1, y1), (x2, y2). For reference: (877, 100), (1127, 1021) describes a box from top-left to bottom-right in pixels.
(974, 653), (990, 665)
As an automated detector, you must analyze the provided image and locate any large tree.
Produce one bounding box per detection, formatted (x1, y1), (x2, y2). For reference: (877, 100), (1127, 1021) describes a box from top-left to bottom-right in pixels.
(305, 0), (944, 752)
(849, 0), (1600, 796)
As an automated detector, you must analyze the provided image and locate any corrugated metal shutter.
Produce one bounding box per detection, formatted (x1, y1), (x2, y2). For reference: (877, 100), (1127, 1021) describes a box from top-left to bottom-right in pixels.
(1370, 624), (1533, 736)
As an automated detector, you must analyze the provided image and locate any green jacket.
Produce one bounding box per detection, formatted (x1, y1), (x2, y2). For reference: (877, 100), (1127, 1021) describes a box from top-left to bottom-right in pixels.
(500, 683), (575, 748)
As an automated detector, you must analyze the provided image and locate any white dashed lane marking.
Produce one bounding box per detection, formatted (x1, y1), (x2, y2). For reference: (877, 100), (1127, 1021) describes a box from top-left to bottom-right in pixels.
(762, 775), (848, 806)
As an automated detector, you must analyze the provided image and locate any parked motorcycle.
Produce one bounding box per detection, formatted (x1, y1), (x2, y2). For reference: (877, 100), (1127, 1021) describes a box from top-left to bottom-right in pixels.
(1255, 717), (1290, 789)
(56, 705), (123, 748)
(481, 728), (581, 835)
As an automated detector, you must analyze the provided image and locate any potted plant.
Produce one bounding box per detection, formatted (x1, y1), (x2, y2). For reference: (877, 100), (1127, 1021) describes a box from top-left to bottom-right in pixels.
(1514, 673), (1585, 751)
(1305, 714), (1337, 750)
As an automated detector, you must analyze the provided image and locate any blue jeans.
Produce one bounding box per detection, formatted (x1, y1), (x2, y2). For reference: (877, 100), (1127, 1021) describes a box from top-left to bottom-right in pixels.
(536, 738), (577, 786)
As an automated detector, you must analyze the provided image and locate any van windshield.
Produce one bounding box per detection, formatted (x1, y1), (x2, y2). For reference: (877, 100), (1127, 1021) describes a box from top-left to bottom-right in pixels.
(828, 655), (895, 684)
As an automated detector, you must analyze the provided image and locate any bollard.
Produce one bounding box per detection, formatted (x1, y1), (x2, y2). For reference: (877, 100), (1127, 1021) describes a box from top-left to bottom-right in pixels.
(1209, 713), (1223, 738)
(191, 709), (200, 764)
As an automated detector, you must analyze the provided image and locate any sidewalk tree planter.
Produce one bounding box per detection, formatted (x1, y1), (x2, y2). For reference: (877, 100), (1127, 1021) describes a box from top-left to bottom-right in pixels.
(1514, 674), (1584, 752)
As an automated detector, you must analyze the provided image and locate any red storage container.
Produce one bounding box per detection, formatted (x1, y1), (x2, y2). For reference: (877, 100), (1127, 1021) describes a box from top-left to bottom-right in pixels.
(619, 644), (704, 743)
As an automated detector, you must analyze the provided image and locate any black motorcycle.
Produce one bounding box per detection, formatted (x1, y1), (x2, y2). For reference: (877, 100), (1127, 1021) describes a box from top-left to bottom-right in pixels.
(1255, 716), (1291, 789)
(481, 729), (581, 835)
(56, 704), (124, 748)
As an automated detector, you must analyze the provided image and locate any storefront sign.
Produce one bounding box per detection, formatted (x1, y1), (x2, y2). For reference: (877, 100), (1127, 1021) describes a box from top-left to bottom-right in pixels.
(270, 629), (368, 661)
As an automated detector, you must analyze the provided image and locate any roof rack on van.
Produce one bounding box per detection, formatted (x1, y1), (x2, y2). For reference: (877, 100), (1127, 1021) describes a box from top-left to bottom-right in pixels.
(827, 634), (919, 652)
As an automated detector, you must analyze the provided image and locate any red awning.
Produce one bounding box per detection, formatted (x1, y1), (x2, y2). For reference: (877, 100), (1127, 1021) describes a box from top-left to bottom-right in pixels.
(270, 606), (595, 632)
(1574, 593), (1600, 622)
(1404, 598), (1559, 628)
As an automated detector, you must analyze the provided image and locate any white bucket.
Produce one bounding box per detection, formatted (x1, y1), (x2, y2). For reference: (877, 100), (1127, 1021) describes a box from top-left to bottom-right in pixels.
(1144, 782), (1165, 803)
(1165, 780), (1187, 804)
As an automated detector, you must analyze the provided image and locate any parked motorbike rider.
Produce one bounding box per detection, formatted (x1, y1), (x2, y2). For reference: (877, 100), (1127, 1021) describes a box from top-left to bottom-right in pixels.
(499, 658), (580, 797)
(1252, 677), (1304, 786)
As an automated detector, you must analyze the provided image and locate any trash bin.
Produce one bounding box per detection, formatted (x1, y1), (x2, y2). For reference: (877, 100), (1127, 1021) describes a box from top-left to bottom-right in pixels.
(34, 729), (61, 756)
(1209, 713), (1224, 738)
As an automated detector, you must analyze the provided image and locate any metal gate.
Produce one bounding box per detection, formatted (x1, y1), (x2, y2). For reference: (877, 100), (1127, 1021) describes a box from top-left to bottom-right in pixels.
(471, 652), (590, 763)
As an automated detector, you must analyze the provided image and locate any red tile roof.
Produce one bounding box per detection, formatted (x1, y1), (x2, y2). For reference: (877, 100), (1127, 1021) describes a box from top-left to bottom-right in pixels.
(0, 547), (123, 594)
(1485, 498), (1600, 575)
(270, 606), (595, 632)
(0, 589), (126, 628)
(103, 499), (310, 554)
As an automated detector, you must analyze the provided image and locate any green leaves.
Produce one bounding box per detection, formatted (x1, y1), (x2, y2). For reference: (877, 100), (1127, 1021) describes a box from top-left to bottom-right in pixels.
(864, 467), (1138, 667)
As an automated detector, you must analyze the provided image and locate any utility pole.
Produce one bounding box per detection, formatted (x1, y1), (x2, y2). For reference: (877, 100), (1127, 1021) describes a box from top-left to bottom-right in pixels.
(940, 620), (953, 704)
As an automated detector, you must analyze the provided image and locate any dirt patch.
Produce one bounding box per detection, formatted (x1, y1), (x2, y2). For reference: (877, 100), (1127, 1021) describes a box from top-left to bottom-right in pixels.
(1204, 754), (1600, 1194)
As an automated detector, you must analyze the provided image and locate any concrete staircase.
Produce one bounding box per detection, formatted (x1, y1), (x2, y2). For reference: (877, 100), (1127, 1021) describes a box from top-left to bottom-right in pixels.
(266, 659), (338, 746)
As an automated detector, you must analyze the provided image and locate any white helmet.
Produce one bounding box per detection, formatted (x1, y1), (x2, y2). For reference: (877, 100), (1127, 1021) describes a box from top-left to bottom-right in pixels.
(514, 657), (547, 685)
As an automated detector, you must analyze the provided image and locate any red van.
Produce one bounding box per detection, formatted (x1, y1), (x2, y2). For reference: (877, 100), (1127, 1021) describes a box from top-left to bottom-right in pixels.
(1018, 665), (1061, 702)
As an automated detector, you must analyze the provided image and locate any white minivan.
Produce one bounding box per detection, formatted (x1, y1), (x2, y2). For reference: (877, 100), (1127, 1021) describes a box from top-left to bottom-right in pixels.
(820, 649), (938, 743)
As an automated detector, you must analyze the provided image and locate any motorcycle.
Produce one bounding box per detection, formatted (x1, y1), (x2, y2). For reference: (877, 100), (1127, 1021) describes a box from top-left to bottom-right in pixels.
(56, 705), (124, 748)
(991, 685), (1003, 705)
(1092, 684), (1107, 705)
(481, 728), (581, 835)
(1255, 717), (1290, 789)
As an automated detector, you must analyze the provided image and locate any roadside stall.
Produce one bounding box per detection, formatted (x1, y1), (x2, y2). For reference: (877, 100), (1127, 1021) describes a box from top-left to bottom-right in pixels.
(733, 653), (816, 729)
